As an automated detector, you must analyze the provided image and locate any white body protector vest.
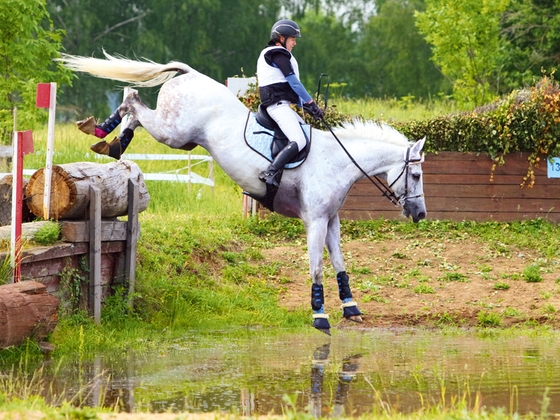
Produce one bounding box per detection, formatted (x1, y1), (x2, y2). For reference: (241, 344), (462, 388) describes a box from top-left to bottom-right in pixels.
(257, 46), (300, 87)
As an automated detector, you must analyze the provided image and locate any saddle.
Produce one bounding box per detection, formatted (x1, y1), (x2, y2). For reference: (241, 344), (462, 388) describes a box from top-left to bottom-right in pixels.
(245, 105), (311, 168)
(243, 106), (312, 212)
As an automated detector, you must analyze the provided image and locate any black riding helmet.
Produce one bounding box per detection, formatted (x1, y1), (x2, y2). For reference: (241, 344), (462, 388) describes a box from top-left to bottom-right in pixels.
(270, 19), (301, 48)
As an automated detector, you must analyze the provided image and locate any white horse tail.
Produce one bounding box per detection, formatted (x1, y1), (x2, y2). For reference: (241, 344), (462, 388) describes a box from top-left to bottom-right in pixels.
(57, 50), (193, 88)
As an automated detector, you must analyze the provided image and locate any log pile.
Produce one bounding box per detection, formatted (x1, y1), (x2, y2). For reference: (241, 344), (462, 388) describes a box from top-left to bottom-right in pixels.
(26, 160), (150, 220)
(0, 281), (59, 349)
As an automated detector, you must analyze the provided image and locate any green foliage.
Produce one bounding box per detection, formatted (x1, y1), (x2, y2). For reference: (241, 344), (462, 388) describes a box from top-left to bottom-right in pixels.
(396, 76), (560, 186)
(32, 222), (61, 246)
(0, 254), (11, 285)
(414, 284), (435, 294)
(438, 272), (469, 282)
(477, 310), (503, 327)
(523, 264), (543, 283)
(493, 282), (510, 290)
(416, 0), (510, 108)
(58, 259), (88, 315)
(0, 0), (72, 143)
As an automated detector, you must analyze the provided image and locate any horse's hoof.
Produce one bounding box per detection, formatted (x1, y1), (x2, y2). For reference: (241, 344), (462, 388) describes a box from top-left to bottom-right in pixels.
(347, 315), (363, 323)
(77, 116), (96, 135)
(342, 301), (363, 322)
(90, 140), (109, 155)
(90, 138), (122, 160)
(313, 314), (331, 335)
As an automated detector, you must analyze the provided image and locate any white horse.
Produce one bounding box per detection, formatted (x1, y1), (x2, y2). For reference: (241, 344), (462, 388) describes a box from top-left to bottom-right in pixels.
(58, 52), (427, 335)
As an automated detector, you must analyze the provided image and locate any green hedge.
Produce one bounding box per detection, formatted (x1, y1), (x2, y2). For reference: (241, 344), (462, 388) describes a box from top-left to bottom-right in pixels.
(394, 76), (560, 187)
(239, 76), (560, 187)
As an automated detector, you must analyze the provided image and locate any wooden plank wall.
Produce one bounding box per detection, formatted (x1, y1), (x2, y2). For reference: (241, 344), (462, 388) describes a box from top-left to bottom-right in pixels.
(339, 152), (560, 222)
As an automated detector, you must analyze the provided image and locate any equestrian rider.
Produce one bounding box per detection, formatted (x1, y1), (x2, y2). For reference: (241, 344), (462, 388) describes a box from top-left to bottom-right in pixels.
(257, 19), (324, 187)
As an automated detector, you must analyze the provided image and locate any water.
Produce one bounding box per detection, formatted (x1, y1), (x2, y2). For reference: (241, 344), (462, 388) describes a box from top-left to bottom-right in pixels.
(52, 329), (560, 416)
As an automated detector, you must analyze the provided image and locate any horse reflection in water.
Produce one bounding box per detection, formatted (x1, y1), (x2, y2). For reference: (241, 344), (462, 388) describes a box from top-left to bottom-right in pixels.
(310, 343), (362, 417)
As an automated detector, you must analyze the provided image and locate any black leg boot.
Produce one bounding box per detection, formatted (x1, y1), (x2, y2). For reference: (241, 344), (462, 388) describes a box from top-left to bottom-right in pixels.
(258, 141), (299, 187)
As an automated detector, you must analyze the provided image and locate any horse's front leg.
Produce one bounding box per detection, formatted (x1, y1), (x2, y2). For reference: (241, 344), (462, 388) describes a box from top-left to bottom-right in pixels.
(325, 214), (363, 323)
(305, 219), (331, 335)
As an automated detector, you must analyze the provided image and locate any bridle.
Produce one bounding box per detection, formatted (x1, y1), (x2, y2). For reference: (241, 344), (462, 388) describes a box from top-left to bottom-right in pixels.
(320, 117), (424, 208)
(387, 147), (425, 207)
(314, 74), (424, 208)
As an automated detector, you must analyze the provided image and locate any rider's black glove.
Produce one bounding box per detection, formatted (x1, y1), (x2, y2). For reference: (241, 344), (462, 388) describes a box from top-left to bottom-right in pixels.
(303, 101), (324, 121)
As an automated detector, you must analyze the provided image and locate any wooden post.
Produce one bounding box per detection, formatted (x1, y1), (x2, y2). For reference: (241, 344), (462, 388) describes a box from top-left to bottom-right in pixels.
(10, 130), (33, 282)
(36, 83), (57, 220)
(89, 185), (101, 323)
(125, 179), (139, 307)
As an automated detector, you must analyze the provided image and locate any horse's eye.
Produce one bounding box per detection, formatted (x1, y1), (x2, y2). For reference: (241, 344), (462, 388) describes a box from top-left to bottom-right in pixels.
(411, 173), (421, 181)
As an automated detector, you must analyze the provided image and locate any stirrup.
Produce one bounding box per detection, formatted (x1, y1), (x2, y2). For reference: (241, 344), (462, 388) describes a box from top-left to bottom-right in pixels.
(258, 170), (281, 187)
(90, 137), (122, 160)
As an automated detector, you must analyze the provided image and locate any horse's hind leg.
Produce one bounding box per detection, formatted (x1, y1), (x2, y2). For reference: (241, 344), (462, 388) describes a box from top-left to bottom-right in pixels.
(90, 114), (141, 159)
(77, 109), (122, 139)
(83, 91), (144, 159)
(325, 214), (363, 323)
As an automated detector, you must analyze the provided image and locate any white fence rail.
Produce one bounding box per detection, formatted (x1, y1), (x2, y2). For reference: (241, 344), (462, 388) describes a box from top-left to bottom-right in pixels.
(1, 152), (215, 189)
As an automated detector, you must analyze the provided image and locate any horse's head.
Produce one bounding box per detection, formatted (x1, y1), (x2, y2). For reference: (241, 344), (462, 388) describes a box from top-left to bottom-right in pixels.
(387, 137), (427, 223)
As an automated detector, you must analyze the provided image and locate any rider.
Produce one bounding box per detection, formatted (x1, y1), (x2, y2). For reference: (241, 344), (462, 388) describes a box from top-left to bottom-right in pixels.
(257, 19), (324, 187)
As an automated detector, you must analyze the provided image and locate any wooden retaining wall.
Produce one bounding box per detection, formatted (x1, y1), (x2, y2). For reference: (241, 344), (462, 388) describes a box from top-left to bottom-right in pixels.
(339, 152), (559, 222)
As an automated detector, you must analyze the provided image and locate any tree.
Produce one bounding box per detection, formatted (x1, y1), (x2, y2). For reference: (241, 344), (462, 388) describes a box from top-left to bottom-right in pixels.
(0, 0), (73, 143)
(499, 0), (560, 92)
(416, 0), (510, 108)
(357, 0), (449, 99)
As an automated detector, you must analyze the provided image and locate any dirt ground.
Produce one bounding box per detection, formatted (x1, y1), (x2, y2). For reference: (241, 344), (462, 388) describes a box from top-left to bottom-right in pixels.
(262, 236), (560, 329)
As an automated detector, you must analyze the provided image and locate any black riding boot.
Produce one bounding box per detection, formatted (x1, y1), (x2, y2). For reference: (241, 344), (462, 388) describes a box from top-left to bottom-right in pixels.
(258, 141), (299, 187)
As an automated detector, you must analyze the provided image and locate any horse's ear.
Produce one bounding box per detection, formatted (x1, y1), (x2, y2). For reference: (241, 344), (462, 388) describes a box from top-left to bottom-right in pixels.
(410, 137), (426, 158)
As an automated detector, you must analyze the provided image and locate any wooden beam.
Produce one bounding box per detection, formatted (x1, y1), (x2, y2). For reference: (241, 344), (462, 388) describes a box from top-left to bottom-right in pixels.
(125, 179), (139, 307)
(89, 185), (101, 323)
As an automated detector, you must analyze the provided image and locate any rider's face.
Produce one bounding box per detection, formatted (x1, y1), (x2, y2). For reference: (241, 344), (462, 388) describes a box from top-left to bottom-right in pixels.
(282, 36), (297, 52)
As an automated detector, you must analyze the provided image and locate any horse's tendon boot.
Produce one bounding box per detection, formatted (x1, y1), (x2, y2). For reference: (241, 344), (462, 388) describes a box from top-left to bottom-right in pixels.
(312, 314), (331, 336)
(77, 116), (96, 135)
(90, 137), (122, 160)
(337, 271), (363, 323)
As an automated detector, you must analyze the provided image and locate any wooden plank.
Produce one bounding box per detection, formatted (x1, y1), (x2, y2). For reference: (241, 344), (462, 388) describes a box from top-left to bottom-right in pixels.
(89, 185), (101, 323)
(349, 182), (560, 198)
(423, 152), (547, 175)
(343, 194), (558, 213)
(125, 180), (139, 307)
(338, 209), (560, 223)
(60, 220), (138, 242)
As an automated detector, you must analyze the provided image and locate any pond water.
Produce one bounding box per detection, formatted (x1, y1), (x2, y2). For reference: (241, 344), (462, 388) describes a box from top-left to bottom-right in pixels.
(52, 328), (560, 416)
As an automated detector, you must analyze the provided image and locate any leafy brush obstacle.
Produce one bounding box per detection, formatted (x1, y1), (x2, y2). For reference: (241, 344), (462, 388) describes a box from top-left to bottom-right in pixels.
(396, 76), (560, 188)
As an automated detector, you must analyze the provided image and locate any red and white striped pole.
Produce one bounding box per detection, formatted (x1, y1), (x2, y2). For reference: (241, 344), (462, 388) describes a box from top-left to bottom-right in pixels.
(10, 130), (34, 283)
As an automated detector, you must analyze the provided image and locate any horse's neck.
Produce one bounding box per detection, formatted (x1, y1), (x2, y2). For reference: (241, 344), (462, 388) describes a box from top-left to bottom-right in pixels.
(330, 136), (405, 180)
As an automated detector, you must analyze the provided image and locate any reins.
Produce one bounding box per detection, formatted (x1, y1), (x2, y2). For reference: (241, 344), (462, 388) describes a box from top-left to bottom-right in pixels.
(315, 74), (413, 208)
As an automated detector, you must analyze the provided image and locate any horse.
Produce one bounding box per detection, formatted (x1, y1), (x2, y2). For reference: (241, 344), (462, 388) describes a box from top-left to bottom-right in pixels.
(58, 51), (427, 335)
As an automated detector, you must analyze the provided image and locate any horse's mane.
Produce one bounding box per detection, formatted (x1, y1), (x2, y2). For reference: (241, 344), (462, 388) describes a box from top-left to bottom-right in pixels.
(331, 120), (410, 146)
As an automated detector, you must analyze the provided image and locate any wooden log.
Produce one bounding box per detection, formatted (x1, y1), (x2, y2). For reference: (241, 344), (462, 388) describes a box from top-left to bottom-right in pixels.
(25, 160), (150, 220)
(0, 221), (53, 242)
(0, 175), (32, 226)
(0, 281), (59, 349)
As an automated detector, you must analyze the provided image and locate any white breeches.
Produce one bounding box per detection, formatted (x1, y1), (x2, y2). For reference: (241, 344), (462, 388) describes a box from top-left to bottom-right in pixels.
(266, 100), (307, 151)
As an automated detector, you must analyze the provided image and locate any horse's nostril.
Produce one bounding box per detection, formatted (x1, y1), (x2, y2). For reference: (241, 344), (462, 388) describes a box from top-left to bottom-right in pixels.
(418, 212), (426, 220)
